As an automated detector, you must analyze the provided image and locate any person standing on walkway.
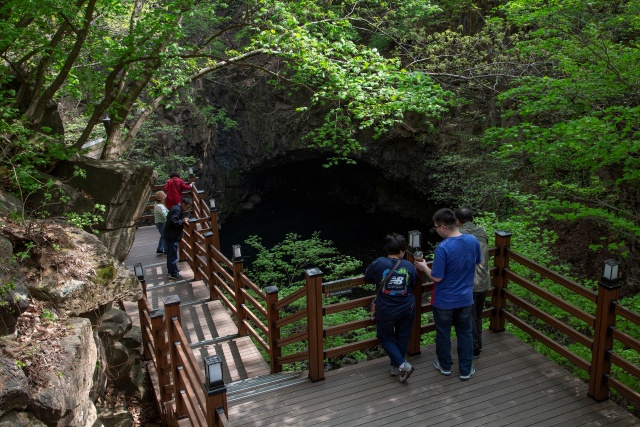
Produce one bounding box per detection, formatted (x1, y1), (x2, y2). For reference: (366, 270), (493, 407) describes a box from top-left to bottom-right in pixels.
(414, 208), (481, 380)
(164, 172), (192, 210)
(164, 197), (192, 281)
(153, 191), (169, 255)
(455, 207), (491, 358)
(365, 233), (418, 383)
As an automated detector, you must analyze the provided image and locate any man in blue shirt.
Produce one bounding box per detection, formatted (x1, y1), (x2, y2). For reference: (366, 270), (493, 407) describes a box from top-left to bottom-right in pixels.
(415, 208), (481, 380)
(164, 197), (192, 281)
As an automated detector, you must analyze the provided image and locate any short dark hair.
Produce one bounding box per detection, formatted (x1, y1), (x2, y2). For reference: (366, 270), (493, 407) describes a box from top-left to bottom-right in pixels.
(455, 207), (473, 224)
(383, 233), (406, 256)
(169, 171), (180, 178)
(433, 208), (456, 227)
(181, 197), (192, 206)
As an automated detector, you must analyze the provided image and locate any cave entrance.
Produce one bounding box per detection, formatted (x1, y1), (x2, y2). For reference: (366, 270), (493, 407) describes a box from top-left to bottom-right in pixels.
(219, 158), (438, 266)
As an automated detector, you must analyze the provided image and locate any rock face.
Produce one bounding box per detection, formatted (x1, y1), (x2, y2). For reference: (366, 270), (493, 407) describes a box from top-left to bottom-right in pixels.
(22, 220), (142, 317)
(53, 157), (156, 262)
(26, 318), (98, 426)
(0, 235), (30, 336)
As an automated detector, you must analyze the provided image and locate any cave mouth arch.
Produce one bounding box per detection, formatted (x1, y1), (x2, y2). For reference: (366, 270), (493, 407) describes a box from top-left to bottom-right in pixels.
(219, 157), (439, 266)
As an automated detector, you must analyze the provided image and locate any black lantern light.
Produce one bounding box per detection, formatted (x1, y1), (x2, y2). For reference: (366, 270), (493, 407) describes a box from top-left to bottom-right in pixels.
(188, 167), (194, 178)
(232, 244), (242, 261)
(102, 114), (111, 136)
(204, 354), (225, 393)
(134, 263), (144, 281)
(408, 230), (421, 250)
(209, 198), (217, 211)
(601, 259), (620, 283)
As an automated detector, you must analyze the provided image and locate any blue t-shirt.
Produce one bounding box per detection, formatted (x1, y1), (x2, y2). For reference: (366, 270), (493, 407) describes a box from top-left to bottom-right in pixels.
(364, 257), (417, 314)
(430, 234), (481, 309)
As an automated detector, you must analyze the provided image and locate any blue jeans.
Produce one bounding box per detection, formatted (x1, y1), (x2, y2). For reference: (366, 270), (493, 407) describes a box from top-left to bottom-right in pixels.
(155, 222), (166, 253)
(376, 303), (415, 368)
(433, 305), (474, 376)
(166, 239), (180, 277)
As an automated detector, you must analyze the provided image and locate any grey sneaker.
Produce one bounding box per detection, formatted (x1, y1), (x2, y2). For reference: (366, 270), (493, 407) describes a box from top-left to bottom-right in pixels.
(459, 366), (476, 381)
(433, 358), (451, 376)
(169, 274), (184, 281)
(390, 365), (399, 376)
(399, 362), (415, 383)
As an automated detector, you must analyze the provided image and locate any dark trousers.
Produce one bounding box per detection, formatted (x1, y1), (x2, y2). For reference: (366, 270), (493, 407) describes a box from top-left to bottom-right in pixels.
(376, 303), (416, 368)
(472, 290), (488, 352)
(166, 239), (180, 276)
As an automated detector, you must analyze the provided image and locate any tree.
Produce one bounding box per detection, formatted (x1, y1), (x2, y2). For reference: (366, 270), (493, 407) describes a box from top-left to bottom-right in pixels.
(1, 0), (451, 168)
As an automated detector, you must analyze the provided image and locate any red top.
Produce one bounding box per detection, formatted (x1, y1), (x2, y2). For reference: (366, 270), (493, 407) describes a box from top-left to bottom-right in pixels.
(163, 177), (191, 209)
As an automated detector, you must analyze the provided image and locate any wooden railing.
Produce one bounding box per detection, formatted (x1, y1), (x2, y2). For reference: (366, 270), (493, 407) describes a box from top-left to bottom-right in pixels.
(139, 178), (639, 423)
(138, 292), (230, 426)
(195, 221), (639, 405)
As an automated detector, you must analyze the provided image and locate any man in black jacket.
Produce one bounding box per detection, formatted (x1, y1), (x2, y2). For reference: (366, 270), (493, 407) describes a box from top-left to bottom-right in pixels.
(164, 197), (192, 281)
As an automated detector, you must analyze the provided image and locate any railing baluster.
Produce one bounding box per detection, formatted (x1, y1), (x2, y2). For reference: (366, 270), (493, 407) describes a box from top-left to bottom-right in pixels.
(305, 268), (324, 382)
(407, 251), (423, 356)
(163, 296), (184, 416)
(266, 285), (281, 373)
(152, 308), (171, 404)
(490, 231), (511, 332)
(234, 258), (248, 335)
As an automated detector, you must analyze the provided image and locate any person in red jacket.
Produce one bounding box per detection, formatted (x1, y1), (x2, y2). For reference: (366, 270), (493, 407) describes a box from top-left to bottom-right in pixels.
(163, 172), (192, 209)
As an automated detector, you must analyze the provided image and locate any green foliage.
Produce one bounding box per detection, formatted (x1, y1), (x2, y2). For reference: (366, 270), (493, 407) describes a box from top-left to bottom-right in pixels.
(243, 232), (377, 369)
(42, 309), (56, 322)
(65, 204), (106, 234)
(482, 0), (640, 260)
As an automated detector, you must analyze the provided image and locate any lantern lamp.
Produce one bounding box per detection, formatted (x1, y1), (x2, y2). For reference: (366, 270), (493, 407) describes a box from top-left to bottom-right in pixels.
(601, 259), (619, 283)
(204, 355), (225, 392)
(134, 263), (144, 281)
(209, 198), (217, 210)
(232, 244), (242, 260)
(408, 230), (421, 250)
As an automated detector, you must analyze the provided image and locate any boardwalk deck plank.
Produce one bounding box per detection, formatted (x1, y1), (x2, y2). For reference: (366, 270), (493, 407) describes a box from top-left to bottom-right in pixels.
(124, 226), (639, 426)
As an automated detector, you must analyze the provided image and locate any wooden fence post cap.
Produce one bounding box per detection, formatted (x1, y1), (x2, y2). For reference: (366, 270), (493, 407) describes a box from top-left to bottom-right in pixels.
(495, 230), (512, 238)
(163, 295), (181, 306)
(204, 231), (214, 238)
(149, 309), (164, 319)
(266, 285), (279, 294)
(305, 267), (323, 278)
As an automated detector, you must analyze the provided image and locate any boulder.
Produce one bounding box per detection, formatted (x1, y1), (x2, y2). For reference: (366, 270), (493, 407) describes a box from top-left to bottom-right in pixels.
(27, 318), (97, 426)
(53, 157), (156, 261)
(25, 220), (141, 316)
(0, 411), (47, 427)
(0, 356), (30, 417)
(0, 235), (30, 336)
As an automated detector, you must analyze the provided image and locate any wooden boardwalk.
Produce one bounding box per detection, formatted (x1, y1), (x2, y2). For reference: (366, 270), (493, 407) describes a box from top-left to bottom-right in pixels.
(124, 226), (640, 426)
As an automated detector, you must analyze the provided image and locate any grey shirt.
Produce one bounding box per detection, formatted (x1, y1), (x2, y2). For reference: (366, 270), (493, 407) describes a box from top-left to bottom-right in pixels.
(458, 222), (492, 292)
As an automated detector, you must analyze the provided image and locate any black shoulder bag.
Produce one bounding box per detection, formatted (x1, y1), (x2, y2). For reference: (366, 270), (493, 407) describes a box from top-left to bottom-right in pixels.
(370, 259), (402, 321)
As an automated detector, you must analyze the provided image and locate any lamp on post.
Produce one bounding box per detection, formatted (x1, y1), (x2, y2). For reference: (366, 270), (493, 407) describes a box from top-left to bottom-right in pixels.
(232, 244), (242, 261)
(209, 198), (218, 211)
(102, 114), (111, 136)
(204, 355), (225, 394)
(600, 259), (620, 288)
(408, 230), (421, 250)
(188, 167), (194, 178)
(134, 263), (144, 281)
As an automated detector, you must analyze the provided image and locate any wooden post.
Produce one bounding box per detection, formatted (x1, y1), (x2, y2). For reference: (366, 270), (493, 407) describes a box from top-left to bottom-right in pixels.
(588, 278), (621, 401)
(265, 285), (281, 373)
(407, 251), (423, 356)
(305, 267), (325, 382)
(188, 218), (199, 278)
(196, 189), (205, 219)
(203, 232), (215, 300)
(209, 208), (221, 251)
(206, 388), (229, 427)
(151, 308), (170, 403)
(233, 257), (248, 335)
(138, 299), (152, 361)
(163, 295), (183, 415)
(490, 231), (511, 332)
